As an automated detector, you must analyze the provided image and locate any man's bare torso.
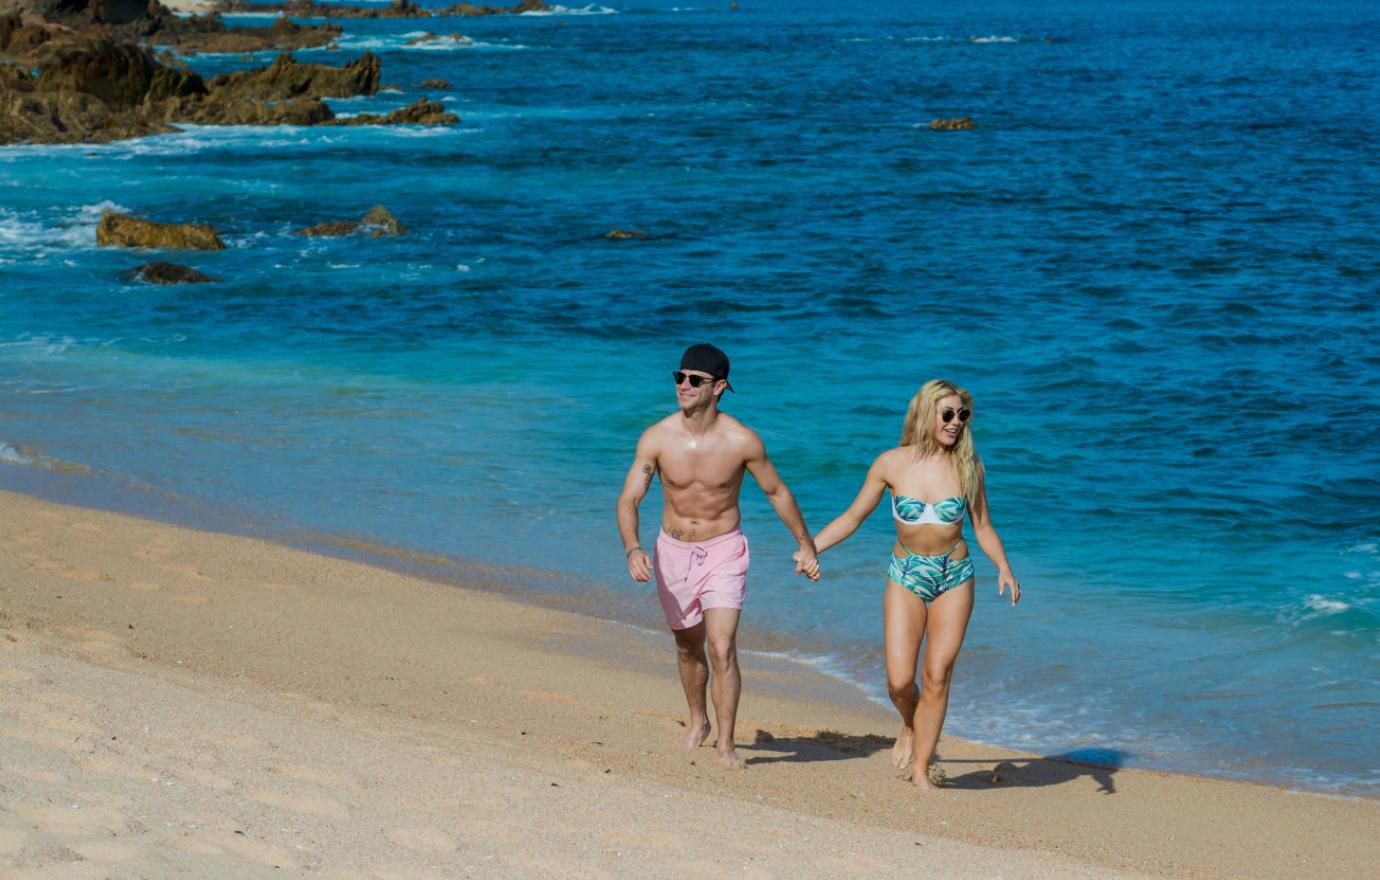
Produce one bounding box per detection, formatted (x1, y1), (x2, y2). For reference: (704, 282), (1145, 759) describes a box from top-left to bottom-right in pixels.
(648, 412), (753, 542)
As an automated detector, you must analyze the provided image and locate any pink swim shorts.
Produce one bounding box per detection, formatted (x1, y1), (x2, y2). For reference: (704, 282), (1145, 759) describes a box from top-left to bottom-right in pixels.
(653, 528), (750, 630)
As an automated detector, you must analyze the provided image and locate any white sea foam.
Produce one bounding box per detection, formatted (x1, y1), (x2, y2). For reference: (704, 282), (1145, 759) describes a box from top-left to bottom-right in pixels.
(1303, 595), (1351, 615)
(970, 35), (1021, 43)
(0, 442), (34, 466)
(333, 33), (527, 51)
(520, 3), (616, 14)
(0, 201), (128, 255)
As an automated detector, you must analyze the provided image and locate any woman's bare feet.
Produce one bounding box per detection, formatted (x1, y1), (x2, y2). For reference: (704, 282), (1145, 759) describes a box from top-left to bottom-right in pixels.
(680, 719), (711, 749)
(909, 761), (946, 790)
(891, 724), (915, 768)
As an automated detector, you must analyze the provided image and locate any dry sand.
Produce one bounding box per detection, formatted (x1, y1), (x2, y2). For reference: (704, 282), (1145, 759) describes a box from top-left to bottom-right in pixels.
(1, 490), (1376, 879)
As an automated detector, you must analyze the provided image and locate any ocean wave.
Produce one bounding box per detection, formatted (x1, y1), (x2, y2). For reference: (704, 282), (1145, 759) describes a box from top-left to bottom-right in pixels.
(0, 441), (34, 466)
(520, 3), (616, 14)
(0, 201), (128, 255)
(902, 34), (1040, 44)
(332, 33), (527, 51)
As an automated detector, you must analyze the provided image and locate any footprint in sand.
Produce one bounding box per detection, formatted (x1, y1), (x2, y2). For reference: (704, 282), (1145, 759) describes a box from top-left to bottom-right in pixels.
(385, 827), (457, 853)
(127, 581), (159, 593)
(172, 595), (213, 606)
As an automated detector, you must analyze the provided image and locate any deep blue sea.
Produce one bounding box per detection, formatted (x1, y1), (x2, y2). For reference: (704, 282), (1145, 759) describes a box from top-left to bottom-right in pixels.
(2, 0), (1378, 796)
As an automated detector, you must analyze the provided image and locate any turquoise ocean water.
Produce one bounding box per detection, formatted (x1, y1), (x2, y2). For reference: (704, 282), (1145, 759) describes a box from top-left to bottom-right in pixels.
(2, 0), (1378, 796)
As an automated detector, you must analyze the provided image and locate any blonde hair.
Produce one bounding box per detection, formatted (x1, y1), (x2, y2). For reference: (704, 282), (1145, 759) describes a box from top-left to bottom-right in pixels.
(899, 379), (979, 502)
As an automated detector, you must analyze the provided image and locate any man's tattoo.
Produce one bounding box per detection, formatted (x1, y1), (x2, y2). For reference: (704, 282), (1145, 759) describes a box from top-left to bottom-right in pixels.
(668, 527), (683, 540)
(641, 463), (654, 489)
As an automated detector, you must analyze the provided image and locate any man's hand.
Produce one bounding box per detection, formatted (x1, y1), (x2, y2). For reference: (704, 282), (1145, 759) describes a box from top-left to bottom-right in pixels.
(793, 543), (820, 582)
(627, 547), (652, 582)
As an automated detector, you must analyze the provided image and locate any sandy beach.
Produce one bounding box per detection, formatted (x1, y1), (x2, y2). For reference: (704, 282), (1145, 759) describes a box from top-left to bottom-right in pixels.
(1, 489), (1376, 879)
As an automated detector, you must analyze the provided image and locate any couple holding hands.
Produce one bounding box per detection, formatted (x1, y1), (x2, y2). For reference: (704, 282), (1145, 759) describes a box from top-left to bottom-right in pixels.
(616, 344), (1021, 786)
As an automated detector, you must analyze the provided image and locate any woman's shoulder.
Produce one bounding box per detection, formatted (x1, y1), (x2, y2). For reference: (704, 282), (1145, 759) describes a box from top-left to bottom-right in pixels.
(872, 446), (911, 476)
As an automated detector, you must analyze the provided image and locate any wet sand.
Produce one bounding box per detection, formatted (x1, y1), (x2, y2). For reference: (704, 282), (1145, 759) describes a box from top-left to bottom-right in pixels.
(1, 490), (1376, 878)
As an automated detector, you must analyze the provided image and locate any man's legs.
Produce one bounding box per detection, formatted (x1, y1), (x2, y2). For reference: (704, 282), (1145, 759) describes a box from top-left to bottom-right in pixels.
(672, 621), (712, 748)
(703, 607), (745, 769)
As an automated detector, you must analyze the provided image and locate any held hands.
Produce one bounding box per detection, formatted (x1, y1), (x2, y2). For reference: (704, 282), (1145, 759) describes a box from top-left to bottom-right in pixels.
(793, 543), (821, 582)
(626, 547), (652, 582)
(998, 570), (1021, 605)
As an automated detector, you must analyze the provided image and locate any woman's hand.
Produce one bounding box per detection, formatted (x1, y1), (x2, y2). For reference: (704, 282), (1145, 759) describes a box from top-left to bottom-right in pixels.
(998, 570), (1021, 605)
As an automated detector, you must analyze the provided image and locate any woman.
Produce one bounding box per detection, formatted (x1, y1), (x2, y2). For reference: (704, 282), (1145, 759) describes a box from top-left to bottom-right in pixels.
(807, 379), (1020, 789)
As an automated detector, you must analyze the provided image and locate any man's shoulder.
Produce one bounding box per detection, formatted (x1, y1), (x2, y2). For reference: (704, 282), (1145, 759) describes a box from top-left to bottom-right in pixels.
(713, 413), (760, 445)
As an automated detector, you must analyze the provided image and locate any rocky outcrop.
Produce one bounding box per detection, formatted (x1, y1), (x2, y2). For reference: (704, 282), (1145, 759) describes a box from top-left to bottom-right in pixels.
(209, 0), (548, 17)
(297, 204), (406, 237)
(929, 116), (976, 130)
(329, 96), (455, 126)
(416, 77), (451, 90)
(207, 51), (379, 101)
(0, 0), (150, 26)
(130, 261), (219, 283)
(97, 210), (225, 249)
(604, 229), (648, 240)
(1, 15), (455, 144)
(153, 15), (341, 56)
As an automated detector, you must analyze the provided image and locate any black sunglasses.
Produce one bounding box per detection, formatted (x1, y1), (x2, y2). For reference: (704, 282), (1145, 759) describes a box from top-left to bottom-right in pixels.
(941, 407), (971, 424)
(673, 371), (720, 388)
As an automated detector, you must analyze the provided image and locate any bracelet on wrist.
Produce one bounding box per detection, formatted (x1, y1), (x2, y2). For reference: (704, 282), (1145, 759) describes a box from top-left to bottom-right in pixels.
(626, 546), (642, 557)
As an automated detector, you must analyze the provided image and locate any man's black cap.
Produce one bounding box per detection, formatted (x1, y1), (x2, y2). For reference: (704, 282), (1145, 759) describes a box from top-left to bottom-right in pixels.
(680, 343), (734, 392)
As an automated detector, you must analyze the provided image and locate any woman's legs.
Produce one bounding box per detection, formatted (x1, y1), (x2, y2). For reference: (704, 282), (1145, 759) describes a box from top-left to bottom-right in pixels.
(882, 580), (927, 768)
(910, 580), (974, 788)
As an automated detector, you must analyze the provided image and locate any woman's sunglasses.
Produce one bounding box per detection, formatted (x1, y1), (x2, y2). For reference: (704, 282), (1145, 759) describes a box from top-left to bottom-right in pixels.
(941, 407), (971, 424)
(673, 371), (720, 388)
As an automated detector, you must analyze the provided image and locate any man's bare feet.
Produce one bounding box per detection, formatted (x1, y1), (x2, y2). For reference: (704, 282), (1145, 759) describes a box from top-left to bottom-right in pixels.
(891, 725), (915, 768)
(680, 719), (711, 749)
(716, 747), (747, 770)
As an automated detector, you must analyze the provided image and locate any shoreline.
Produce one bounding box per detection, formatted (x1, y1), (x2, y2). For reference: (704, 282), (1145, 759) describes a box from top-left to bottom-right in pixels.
(1, 462), (1375, 801)
(2, 488), (1377, 877)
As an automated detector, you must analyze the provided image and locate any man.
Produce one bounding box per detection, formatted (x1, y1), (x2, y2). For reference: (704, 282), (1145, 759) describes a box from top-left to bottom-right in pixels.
(616, 343), (820, 769)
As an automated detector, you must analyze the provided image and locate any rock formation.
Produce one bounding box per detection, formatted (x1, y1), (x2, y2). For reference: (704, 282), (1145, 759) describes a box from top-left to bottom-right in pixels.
(97, 210), (225, 250)
(929, 116), (976, 131)
(130, 261), (219, 283)
(330, 97), (454, 126)
(297, 204), (406, 237)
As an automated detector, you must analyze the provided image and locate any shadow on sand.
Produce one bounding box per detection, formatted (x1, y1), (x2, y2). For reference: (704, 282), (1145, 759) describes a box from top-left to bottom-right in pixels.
(743, 732), (1129, 794)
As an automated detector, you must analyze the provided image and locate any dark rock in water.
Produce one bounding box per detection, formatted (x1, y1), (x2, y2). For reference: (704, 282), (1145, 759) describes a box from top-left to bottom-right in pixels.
(131, 261), (219, 284)
(97, 210), (225, 250)
(299, 219), (360, 237)
(207, 51), (380, 102)
(416, 77), (452, 90)
(360, 204), (404, 236)
(605, 229), (649, 240)
(296, 205), (406, 237)
(928, 116), (976, 131)
(328, 96), (455, 127)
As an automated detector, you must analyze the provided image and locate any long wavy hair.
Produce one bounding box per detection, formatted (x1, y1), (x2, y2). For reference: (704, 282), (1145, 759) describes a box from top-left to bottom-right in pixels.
(899, 379), (979, 502)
